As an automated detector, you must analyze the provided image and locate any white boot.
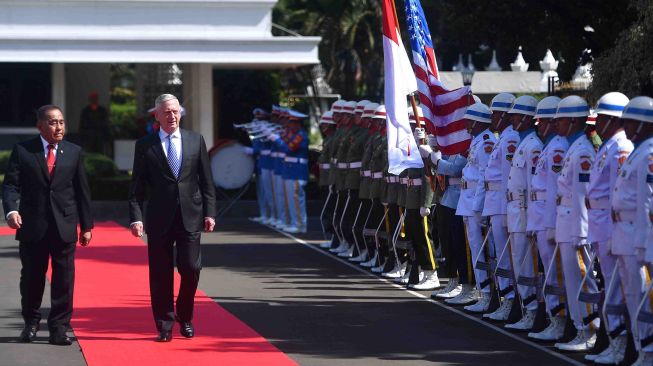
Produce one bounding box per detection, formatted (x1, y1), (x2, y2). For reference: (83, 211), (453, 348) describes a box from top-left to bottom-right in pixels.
(329, 241), (348, 253)
(349, 249), (368, 262)
(360, 252), (378, 267)
(337, 245), (356, 258)
(410, 271), (441, 290)
(382, 262), (406, 279)
(484, 298), (513, 321)
(464, 291), (491, 313)
(431, 278), (459, 298)
(631, 351), (653, 366)
(505, 309), (536, 331)
(435, 280), (463, 299)
(555, 329), (596, 352)
(445, 284), (478, 305)
(371, 260), (386, 273)
(592, 334), (627, 364)
(528, 315), (566, 341)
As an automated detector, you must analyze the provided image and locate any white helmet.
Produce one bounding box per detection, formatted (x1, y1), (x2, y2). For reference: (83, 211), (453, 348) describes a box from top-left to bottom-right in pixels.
(490, 93), (516, 112)
(621, 96), (653, 123)
(534, 96), (561, 119)
(342, 100), (357, 115)
(319, 110), (335, 125)
(472, 95), (482, 104)
(362, 103), (379, 119)
(331, 100), (346, 113)
(372, 105), (387, 120)
(508, 95), (538, 116)
(355, 100), (372, 114)
(464, 103), (491, 124)
(554, 95), (590, 119)
(595, 92), (629, 118)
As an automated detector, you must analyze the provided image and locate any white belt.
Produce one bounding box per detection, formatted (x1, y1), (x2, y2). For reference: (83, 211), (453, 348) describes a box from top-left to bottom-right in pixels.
(319, 163), (330, 170)
(400, 177), (409, 185)
(337, 163), (348, 168)
(271, 152), (279, 158)
(556, 196), (573, 207)
(349, 161), (362, 169)
(372, 172), (383, 179)
(448, 177), (462, 186)
(407, 178), (422, 187)
(285, 157), (308, 164)
(363, 170), (372, 177)
(586, 198), (610, 210)
(530, 191), (546, 201)
(331, 158), (338, 164)
(387, 176), (399, 183)
(484, 181), (503, 191)
(461, 180), (477, 190)
(261, 150), (271, 156)
(612, 210), (636, 223)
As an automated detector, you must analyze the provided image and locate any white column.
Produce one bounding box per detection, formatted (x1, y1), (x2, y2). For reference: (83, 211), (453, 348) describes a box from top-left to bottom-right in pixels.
(51, 63), (66, 113)
(186, 63), (214, 150)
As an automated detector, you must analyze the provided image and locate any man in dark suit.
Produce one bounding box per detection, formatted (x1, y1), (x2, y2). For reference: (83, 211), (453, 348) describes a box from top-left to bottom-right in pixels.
(2, 104), (93, 346)
(128, 94), (216, 342)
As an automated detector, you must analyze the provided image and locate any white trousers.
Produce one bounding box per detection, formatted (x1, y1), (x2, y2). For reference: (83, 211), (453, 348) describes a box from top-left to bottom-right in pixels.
(464, 213), (490, 294)
(559, 239), (599, 330)
(490, 214), (513, 299)
(595, 240), (624, 333)
(536, 229), (564, 317)
(618, 255), (650, 350)
(510, 231), (538, 311)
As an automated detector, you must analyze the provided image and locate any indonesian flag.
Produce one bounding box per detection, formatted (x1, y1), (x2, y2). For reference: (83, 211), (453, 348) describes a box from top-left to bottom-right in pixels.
(382, 0), (424, 175)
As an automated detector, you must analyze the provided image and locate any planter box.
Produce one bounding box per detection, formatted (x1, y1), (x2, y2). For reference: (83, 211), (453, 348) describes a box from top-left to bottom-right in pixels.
(114, 139), (136, 171)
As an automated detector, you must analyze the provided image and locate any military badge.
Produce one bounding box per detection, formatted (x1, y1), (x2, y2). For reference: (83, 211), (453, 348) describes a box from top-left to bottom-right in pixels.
(553, 154), (563, 164)
(580, 160), (591, 171)
(507, 144), (516, 153)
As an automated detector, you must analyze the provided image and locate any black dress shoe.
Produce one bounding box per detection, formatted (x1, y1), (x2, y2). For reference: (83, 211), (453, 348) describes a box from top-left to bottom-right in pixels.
(19, 324), (39, 343)
(179, 322), (194, 338)
(156, 330), (172, 342)
(48, 333), (72, 346)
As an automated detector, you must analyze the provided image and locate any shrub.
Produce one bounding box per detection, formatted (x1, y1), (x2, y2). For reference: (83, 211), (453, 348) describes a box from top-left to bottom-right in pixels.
(89, 175), (131, 201)
(0, 150), (11, 175)
(84, 153), (118, 179)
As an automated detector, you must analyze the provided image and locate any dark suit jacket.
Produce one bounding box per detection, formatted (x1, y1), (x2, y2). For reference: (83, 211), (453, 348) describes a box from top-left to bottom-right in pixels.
(2, 137), (94, 243)
(128, 129), (216, 234)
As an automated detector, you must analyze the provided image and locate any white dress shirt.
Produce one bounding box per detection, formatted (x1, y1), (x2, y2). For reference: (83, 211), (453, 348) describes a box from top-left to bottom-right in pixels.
(159, 128), (182, 162)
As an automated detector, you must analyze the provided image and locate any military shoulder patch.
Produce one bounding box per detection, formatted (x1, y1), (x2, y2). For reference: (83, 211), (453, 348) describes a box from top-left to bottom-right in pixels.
(552, 165), (562, 173)
(580, 159), (591, 172)
(484, 145), (493, 153)
(507, 144), (517, 153)
(552, 154), (563, 164)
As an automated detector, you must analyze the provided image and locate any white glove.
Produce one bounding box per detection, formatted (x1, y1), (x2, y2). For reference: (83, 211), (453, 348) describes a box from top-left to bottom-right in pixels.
(413, 127), (426, 141)
(418, 144), (433, 159)
(420, 207), (431, 217)
(242, 146), (254, 155)
(427, 134), (438, 148)
(430, 150), (442, 164)
(268, 133), (280, 141)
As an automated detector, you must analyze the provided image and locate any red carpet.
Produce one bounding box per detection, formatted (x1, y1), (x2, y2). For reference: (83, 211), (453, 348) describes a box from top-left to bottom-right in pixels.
(0, 227), (15, 236)
(45, 222), (295, 366)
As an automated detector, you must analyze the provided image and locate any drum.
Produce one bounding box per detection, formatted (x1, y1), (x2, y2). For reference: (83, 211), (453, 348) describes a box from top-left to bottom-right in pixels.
(209, 139), (255, 189)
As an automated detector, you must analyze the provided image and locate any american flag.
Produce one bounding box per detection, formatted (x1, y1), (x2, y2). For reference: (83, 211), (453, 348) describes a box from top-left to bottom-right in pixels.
(404, 0), (472, 155)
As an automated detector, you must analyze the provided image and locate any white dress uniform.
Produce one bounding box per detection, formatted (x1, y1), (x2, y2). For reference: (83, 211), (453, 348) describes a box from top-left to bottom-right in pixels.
(612, 136), (653, 351)
(587, 130), (633, 335)
(528, 134), (569, 317)
(456, 128), (496, 294)
(482, 125), (520, 298)
(555, 131), (600, 331)
(506, 129), (542, 312)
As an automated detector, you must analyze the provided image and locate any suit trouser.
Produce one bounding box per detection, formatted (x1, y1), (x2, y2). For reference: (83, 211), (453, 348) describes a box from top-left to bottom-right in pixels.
(435, 204), (456, 278)
(510, 232), (538, 311)
(404, 208), (437, 271)
(147, 207), (201, 331)
(442, 206), (471, 284)
(284, 179), (307, 230)
(19, 217), (76, 335)
(536, 229), (565, 317)
(618, 255), (650, 350)
(273, 173), (288, 226)
(559, 239), (599, 330)
(260, 168), (275, 219)
(464, 213), (490, 294)
(595, 240), (624, 333)
(489, 214), (513, 298)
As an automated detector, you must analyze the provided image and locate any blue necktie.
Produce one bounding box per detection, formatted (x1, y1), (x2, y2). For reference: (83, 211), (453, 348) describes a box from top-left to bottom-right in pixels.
(167, 135), (181, 178)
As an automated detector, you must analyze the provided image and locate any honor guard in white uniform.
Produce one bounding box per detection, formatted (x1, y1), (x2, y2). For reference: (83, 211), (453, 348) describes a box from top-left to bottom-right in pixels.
(481, 92), (518, 321)
(526, 96), (569, 341)
(612, 96), (653, 366)
(504, 95), (542, 331)
(553, 95), (600, 352)
(583, 92), (632, 364)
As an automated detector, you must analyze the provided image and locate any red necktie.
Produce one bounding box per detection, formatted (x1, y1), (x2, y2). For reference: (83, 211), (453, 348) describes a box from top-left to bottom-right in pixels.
(47, 144), (56, 177)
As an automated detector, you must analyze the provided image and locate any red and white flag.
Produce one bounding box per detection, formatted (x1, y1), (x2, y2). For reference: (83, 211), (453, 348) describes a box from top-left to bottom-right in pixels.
(382, 0), (423, 175)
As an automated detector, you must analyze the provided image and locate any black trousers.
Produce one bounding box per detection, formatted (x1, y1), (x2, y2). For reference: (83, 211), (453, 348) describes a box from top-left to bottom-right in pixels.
(147, 207), (201, 331)
(361, 199), (385, 256)
(441, 205), (472, 284)
(352, 198), (372, 253)
(19, 216), (76, 335)
(340, 189), (359, 245)
(320, 186), (337, 237)
(404, 208), (437, 271)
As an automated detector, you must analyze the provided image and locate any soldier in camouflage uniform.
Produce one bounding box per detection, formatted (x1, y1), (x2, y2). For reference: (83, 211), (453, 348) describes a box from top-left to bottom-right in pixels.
(317, 109), (339, 249)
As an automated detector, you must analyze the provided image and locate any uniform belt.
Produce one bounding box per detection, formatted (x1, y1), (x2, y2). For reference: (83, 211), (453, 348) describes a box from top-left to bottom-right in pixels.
(530, 191), (546, 201)
(506, 190), (525, 202)
(331, 158), (338, 164)
(461, 180), (477, 190)
(319, 163), (330, 170)
(337, 163), (348, 168)
(400, 177), (409, 185)
(285, 157), (308, 164)
(372, 172), (383, 179)
(484, 181), (502, 191)
(349, 161), (362, 168)
(586, 198), (610, 210)
(407, 178), (422, 187)
(556, 196), (573, 207)
(612, 210), (636, 223)
(261, 150), (271, 155)
(447, 177), (462, 186)
(392, 176), (399, 183)
(271, 152), (279, 158)
(362, 170), (372, 177)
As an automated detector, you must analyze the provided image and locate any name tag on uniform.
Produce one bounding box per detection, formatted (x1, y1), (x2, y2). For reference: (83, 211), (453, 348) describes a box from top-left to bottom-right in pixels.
(579, 173), (590, 182)
(647, 174), (653, 183)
